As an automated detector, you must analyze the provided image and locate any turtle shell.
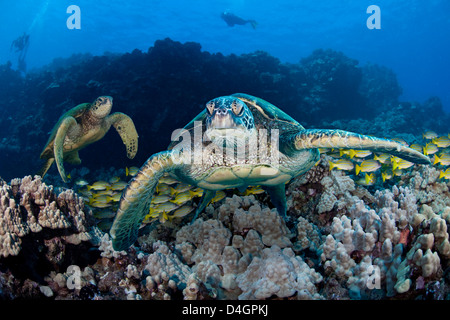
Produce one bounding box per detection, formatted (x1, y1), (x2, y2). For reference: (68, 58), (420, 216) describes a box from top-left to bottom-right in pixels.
(168, 93), (303, 150)
(231, 93), (303, 131)
(40, 102), (91, 158)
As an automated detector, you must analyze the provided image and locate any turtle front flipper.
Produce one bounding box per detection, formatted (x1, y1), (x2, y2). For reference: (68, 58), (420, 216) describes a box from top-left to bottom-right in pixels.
(54, 116), (77, 182)
(108, 112), (139, 159)
(286, 129), (431, 165)
(110, 150), (181, 251)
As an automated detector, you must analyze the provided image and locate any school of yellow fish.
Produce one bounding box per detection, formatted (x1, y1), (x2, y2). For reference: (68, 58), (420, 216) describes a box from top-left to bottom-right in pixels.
(326, 130), (450, 185)
(70, 131), (449, 231)
(72, 166), (266, 231)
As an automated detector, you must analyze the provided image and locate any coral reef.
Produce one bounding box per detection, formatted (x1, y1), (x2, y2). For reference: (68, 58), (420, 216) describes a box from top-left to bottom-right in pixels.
(0, 175), (101, 286)
(1, 153), (449, 300)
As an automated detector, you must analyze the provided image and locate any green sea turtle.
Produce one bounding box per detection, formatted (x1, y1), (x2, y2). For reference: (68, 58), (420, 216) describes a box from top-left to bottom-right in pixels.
(38, 96), (138, 182)
(110, 93), (430, 251)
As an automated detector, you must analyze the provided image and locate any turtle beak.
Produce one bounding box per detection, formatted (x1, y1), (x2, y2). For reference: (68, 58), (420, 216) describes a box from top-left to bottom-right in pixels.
(211, 110), (236, 129)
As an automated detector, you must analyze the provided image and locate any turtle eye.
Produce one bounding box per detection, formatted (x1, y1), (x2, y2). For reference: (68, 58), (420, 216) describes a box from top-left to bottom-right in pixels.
(232, 100), (243, 116)
(206, 101), (215, 115)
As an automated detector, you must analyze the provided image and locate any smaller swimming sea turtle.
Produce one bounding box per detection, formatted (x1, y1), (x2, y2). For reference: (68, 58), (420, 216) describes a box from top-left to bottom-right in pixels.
(38, 96), (138, 182)
(110, 93), (430, 251)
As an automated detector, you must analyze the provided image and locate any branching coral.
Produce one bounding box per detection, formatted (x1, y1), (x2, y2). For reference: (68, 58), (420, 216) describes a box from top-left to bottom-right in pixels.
(0, 176), (99, 258)
(0, 175), (101, 288)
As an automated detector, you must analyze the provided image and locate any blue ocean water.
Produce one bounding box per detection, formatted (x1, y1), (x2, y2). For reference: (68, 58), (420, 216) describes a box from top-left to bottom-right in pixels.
(1, 0), (449, 111)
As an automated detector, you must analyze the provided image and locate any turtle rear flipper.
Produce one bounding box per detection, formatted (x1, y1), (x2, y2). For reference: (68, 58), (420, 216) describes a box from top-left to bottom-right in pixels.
(190, 190), (216, 224)
(108, 112), (139, 159)
(263, 184), (287, 218)
(65, 151), (81, 165)
(110, 150), (181, 251)
(36, 158), (55, 179)
(286, 129), (431, 165)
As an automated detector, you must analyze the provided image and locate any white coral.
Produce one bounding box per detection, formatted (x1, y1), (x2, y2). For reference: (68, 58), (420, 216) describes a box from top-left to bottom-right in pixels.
(236, 246), (322, 300)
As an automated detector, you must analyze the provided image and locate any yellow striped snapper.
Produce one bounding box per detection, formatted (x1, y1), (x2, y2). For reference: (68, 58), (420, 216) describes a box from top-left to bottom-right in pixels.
(243, 185), (265, 196)
(171, 183), (193, 194)
(409, 144), (424, 154)
(439, 168), (450, 180)
(355, 160), (381, 175)
(355, 173), (376, 186)
(110, 181), (128, 191)
(93, 189), (115, 197)
(159, 211), (170, 224)
(381, 170), (393, 182)
(210, 190), (226, 204)
(339, 149), (351, 157)
(152, 202), (179, 213)
(391, 157), (415, 171)
(107, 193), (122, 202)
(432, 136), (450, 148)
(349, 149), (372, 159)
(87, 181), (110, 191)
(78, 188), (93, 198)
(373, 153), (391, 164)
(171, 190), (195, 205)
(328, 159), (354, 171)
(75, 178), (89, 187)
(109, 176), (121, 184)
(172, 205), (195, 218)
(434, 153), (450, 166)
(89, 201), (113, 208)
(190, 188), (204, 198)
(327, 151), (343, 158)
(125, 166), (139, 177)
(340, 149), (372, 159)
(146, 207), (160, 219)
(156, 183), (171, 194)
(423, 143), (439, 156)
(318, 147), (333, 154)
(151, 194), (173, 205)
(159, 175), (179, 185)
(423, 130), (438, 140)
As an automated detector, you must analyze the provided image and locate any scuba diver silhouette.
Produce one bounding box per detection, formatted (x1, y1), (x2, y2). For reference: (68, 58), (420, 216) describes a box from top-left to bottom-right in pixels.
(10, 32), (30, 73)
(221, 11), (258, 29)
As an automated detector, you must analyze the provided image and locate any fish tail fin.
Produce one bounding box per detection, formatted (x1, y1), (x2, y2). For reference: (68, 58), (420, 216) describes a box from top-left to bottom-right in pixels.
(328, 161), (334, 171)
(392, 161), (398, 171)
(439, 171), (445, 179)
(250, 20), (257, 29)
(125, 167), (129, 176)
(434, 154), (440, 165)
(355, 164), (361, 175)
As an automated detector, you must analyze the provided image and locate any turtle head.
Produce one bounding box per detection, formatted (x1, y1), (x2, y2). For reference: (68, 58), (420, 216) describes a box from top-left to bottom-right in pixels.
(204, 96), (255, 146)
(91, 96), (113, 118)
